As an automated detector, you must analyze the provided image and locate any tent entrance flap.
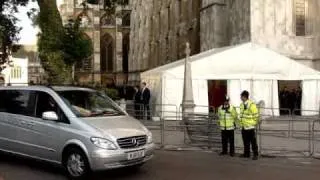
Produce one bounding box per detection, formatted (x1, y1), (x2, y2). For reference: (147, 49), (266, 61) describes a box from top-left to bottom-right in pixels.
(208, 80), (227, 110)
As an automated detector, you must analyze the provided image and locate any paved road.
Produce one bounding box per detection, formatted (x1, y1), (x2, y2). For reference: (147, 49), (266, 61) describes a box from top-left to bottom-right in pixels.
(0, 150), (320, 180)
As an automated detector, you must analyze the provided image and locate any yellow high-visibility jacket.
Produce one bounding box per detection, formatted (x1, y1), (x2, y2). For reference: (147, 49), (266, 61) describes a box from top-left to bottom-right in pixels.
(239, 100), (259, 130)
(218, 105), (238, 130)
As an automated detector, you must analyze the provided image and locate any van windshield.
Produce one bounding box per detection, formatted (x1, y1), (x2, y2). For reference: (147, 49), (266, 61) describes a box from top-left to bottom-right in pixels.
(57, 90), (125, 118)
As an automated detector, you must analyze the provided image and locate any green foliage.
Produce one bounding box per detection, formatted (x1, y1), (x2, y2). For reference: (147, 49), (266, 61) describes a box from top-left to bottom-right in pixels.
(34, 0), (124, 83)
(1, 0), (123, 80)
(36, 0), (67, 83)
(0, 14), (20, 67)
(80, 82), (119, 100)
(36, 0), (93, 84)
(63, 19), (93, 66)
(0, 0), (31, 72)
(104, 88), (119, 100)
(39, 51), (70, 84)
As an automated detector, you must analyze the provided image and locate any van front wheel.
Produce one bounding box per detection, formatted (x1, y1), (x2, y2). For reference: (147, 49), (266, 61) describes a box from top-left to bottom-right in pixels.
(63, 148), (90, 179)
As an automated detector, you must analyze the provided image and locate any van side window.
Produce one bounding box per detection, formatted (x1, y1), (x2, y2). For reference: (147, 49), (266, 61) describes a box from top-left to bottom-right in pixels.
(36, 91), (68, 123)
(0, 90), (5, 112)
(0, 90), (36, 116)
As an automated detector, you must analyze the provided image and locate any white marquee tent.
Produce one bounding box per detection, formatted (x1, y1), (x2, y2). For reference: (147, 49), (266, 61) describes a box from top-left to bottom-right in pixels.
(141, 43), (320, 117)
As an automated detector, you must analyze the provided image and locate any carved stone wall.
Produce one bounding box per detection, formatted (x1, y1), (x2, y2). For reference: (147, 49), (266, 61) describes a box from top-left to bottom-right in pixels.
(201, 0), (320, 70)
(60, 0), (132, 85)
(61, 0), (320, 84)
(129, 0), (201, 83)
(200, 0), (251, 51)
(251, 0), (320, 63)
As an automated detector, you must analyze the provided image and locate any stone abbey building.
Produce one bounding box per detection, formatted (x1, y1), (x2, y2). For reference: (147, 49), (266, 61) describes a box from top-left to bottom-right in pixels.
(59, 0), (131, 85)
(131, 0), (320, 82)
(60, 0), (320, 85)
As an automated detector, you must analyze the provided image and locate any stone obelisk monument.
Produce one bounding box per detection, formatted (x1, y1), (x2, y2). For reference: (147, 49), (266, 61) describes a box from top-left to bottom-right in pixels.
(181, 42), (195, 120)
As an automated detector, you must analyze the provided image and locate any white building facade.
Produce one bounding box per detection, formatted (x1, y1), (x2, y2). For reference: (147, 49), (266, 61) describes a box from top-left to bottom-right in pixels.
(1, 57), (29, 86)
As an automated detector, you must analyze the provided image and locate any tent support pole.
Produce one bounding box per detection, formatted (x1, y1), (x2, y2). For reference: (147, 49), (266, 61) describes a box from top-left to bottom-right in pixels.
(316, 80), (319, 117)
(271, 80), (274, 117)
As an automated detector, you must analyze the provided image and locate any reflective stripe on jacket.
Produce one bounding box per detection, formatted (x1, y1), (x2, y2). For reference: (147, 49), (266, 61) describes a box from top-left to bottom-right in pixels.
(218, 105), (238, 130)
(240, 100), (259, 130)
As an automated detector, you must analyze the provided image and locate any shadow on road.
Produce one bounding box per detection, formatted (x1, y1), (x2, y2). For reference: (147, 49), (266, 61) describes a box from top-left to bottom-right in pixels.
(92, 167), (147, 180)
(0, 152), (146, 180)
(0, 152), (65, 175)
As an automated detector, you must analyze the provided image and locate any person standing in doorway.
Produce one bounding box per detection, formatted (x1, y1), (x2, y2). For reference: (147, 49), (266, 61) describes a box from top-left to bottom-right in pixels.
(133, 85), (142, 119)
(239, 90), (259, 160)
(279, 86), (289, 115)
(296, 87), (302, 115)
(288, 89), (297, 115)
(141, 82), (151, 120)
(218, 96), (238, 157)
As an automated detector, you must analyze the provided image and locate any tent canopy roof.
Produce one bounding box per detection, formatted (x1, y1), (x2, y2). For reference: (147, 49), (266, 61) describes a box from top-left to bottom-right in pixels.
(141, 43), (320, 80)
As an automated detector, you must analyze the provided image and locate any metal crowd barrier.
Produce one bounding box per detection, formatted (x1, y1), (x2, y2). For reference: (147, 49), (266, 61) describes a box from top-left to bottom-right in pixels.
(125, 103), (179, 121)
(125, 105), (320, 158)
(258, 118), (312, 157)
(115, 101), (320, 158)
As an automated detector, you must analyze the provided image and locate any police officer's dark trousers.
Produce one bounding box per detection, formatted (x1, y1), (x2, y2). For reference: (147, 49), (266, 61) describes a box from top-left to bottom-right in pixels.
(221, 130), (235, 155)
(241, 129), (258, 157)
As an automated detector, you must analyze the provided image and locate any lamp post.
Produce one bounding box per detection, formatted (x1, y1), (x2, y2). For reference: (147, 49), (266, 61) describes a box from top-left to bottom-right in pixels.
(7, 59), (14, 86)
(181, 42), (195, 120)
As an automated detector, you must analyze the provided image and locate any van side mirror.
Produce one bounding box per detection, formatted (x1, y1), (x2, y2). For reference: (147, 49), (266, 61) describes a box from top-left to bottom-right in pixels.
(42, 111), (59, 121)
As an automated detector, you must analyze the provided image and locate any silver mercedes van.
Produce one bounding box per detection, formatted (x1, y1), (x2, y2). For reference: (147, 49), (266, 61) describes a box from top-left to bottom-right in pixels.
(0, 86), (155, 179)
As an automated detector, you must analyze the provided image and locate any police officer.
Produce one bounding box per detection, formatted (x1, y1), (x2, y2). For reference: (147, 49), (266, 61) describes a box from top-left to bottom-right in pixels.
(239, 90), (259, 160)
(218, 96), (238, 157)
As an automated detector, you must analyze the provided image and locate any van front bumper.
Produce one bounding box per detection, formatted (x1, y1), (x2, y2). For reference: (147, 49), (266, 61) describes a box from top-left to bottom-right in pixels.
(89, 143), (155, 171)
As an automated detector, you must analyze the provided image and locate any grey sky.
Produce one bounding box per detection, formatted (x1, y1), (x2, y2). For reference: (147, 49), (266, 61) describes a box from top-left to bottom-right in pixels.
(16, 0), (63, 45)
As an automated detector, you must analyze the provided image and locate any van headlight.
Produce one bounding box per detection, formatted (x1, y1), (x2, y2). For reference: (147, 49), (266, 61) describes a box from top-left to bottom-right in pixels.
(142, 126), (153, 144)
(90, 137), (118, 150)
(146, 131), (153, 144)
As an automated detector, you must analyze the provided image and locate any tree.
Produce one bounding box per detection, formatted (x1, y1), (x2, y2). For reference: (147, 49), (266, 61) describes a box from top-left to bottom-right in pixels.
(63, 18), (93, 81)
(36, 0), (94, 84)
(35, 0), (125, 84)
(0, 0), (30, 72)
(1, 0), (125, 82)
(36, 0), (68, 84)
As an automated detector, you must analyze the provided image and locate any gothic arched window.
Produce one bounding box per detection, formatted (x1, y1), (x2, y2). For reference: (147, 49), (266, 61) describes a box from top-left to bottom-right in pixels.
(122, 12), (131, 27)
(101, 14), (116, 26)
(295, 0), (306, 36)
(100, 33), (114, 72)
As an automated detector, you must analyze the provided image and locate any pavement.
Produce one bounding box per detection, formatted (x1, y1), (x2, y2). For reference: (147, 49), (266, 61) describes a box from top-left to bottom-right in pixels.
(1, 150), (320, 180)
(141, 117), (320, 158)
